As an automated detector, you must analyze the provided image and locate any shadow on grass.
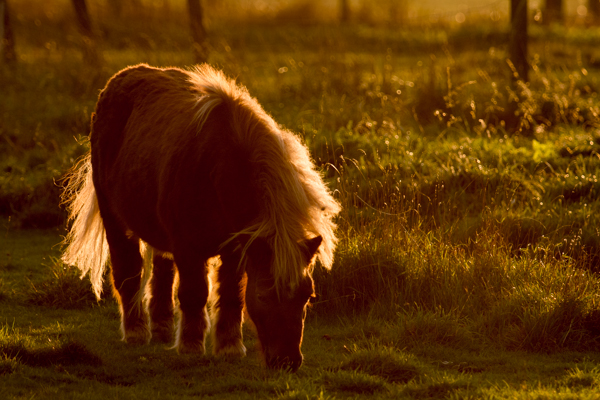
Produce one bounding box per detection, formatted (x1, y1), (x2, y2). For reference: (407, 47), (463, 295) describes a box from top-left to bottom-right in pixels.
(339, 350), (419, 383)
(321, 370), (388, 395)
(0, 339), (102, 368)
(403, 381), (469, 399)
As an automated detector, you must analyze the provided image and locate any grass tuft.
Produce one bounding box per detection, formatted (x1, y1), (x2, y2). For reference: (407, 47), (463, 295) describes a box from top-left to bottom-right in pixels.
(564, 367), (599, 389)
(0, 278), (9, 303)
(0, 354), (19, 375)
(26, 258), (98, 309)
(200, 378), (284, 396)
(321, 370), (388, 394)
(339, 349), (420, 383)
(0, 339), (102, 367)
(394, 309), (476, 349)
(403, 381), (470, 399)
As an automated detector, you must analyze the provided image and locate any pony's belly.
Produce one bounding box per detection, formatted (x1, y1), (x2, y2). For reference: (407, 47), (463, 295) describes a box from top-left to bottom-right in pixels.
(128, 223), (171, 251)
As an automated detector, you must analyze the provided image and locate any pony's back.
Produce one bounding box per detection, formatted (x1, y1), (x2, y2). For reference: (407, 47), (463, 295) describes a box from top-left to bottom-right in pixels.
(62, 64), (340, 367)
(187, 65), (341, 289)
(65, 63), (340, 295)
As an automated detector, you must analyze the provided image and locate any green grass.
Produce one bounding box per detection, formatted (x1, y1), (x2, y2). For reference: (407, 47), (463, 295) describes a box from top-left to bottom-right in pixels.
(2, 229), (600, 399)
(4, 0), (600, 398)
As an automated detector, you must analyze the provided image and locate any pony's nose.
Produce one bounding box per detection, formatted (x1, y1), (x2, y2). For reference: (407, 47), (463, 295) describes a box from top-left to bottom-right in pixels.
(266, 354), (303, 372)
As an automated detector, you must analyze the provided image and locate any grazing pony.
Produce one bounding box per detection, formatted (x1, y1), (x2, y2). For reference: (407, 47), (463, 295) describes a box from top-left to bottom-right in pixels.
(61, 64), (340, 371)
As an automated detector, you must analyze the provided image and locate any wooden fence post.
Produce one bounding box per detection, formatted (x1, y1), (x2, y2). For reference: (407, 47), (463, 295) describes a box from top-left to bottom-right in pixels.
(544, 0), (563, 24)
(188, 0), (208, 64)
(589, 0), (600, 24)
(72, 0), (102, 65)
(1, 0), (16, 65)
(340, 0), (350, 23)
(510, 0), (528, 82)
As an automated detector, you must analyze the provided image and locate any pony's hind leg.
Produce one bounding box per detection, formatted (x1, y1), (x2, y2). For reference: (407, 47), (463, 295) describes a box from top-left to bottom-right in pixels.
(149, 255), (176, 343)
(100, 204), (150, 344)
(213, 251), (246, 357)
(173, 252), (210, 354)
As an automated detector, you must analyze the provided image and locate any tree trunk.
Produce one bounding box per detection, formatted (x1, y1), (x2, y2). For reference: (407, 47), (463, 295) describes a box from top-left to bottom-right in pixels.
(107, 0), (123, 18)
(71, 0), (101, 65)
(544, 0), (563, 24)
(510, 0), (528, 82)
(72, 0), (93, 37)
(188, 0), (208, 64)
(340, 0), (350, 23)
(389, 0), (408, 26)
(589, 0), (600, 24)
(1, 0), (16, 64)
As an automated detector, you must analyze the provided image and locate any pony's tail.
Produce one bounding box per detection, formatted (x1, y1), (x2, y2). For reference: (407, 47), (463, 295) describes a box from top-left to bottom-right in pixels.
(61, 153), (109, 300)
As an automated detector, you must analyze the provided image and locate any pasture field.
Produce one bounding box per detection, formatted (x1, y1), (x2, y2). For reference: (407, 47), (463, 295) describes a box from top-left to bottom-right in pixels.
(2, 227), (600, 399)
(3, 0), (600, 398)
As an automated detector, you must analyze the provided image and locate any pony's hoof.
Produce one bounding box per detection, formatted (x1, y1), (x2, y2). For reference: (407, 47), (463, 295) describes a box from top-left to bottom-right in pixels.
(214, 340), (247, 358)
(124, 327), (151, 345)
(177, 341), (206, 355)
(151, 326), (174, 344)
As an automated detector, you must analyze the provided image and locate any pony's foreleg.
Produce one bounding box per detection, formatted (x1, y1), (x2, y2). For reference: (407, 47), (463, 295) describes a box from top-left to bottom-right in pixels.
(101, 213), (150, 344)
(174, 253), (210, 354)
(213, 252), (246, 357)
(149, 255), (176, 343)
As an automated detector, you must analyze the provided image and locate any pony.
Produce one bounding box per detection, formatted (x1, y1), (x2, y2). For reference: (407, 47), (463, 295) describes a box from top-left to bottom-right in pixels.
(61, 64), (340, 371)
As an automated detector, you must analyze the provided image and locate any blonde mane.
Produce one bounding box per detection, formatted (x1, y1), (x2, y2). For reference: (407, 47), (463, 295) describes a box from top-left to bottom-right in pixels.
(187, 65), (340, 290)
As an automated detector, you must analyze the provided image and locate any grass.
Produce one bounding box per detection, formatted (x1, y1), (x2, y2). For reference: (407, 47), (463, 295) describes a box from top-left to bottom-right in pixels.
(3, 0), (600, 398)
(26, 259), (98, 309)
(339, 349), (420, 383)
(1, 231), (600, 398)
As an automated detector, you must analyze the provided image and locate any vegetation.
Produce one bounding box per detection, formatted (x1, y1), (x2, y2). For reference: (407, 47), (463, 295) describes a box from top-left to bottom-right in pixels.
(2, 0), (600, 398)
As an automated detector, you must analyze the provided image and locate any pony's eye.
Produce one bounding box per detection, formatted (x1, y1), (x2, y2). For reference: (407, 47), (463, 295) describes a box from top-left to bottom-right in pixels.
(257, 293), (269, 303)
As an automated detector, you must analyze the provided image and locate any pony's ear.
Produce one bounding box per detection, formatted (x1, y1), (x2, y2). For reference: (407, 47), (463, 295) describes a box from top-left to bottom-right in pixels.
(302, 236), (322, 262)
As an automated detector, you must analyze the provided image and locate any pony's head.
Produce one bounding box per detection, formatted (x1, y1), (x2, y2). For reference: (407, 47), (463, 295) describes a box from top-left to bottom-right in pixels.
(244, 236), (322, 372)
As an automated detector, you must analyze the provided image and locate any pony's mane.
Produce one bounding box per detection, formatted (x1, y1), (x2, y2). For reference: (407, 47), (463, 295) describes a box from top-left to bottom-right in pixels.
(187, 65), (340, 290)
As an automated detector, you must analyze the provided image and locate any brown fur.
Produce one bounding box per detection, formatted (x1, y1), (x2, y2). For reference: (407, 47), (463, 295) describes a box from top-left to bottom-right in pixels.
(62, 64), (340, 371)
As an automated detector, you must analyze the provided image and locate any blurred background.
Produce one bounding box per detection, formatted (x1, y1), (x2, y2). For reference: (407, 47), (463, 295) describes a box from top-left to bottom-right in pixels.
(3, 1), (600, 349)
